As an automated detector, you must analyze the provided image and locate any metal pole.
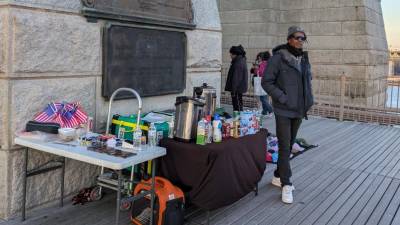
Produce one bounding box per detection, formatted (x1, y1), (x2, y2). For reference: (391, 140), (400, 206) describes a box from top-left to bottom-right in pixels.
(150, 160), (156, 225)
(60, 157), (65, 207)
(339, 74), (346, 121)
(116, 170), (122, 225)
(22, 148), (28, 221)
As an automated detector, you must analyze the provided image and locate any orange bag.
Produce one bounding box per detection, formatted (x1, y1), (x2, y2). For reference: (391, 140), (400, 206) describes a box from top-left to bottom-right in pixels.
(131, 177), (185, 225)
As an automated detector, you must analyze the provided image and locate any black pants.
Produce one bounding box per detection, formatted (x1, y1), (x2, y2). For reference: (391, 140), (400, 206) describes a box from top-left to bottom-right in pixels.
(274, 115), (302, 186)
(231, 92), (243, 111)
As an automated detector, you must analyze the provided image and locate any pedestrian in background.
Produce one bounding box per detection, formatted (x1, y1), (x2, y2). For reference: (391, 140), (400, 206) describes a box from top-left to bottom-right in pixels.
(225, 45), (248, 111)
(252, 51), (273, 116)
(262, 26), (314, 204)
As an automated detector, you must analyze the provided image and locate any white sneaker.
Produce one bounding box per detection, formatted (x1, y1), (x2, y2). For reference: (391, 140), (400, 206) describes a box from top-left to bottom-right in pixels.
(271, 176), (281, 187)
(282, 185), (294, 204)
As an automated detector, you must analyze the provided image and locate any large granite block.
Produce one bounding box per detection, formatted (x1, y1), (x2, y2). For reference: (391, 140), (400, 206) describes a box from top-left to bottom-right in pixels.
(192, 0), (221, 31)
(308, 50), (342, 64)
(220, 0), (271, 11)
(222, 35), (249, 49)
(8, 0), (81, 11)
(280, 0), (312, 10)
(9, 77), (96, 145)
(313, 64), (367, 78)
(366, 65), (388, 79)
(307, 36), (344, 50)
(10, 8), (101, 75)
(279, 22), (341, 36)
(0, 151), (8, 218)
(367, 36), (388, 51)
(342, 50), (370, 65)
(339, 0), (365, 7)
(282, 7), (363, 23)
(0, 8), (7, 73)
(248, 35), (277, 49)
(223, 22), (276, 36)
(366, 22), (386, 38)
(220, 11), (249, 24)
(186, 30), (222, 69)
(0, 80), (8, 150)
(0, 79), (9, 150)
(311, 0), (340, 8)
(342, 21), (367, 35)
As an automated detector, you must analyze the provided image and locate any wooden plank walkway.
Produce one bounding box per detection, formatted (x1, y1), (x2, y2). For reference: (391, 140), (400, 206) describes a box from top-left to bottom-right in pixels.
(2, 116), (400, 225)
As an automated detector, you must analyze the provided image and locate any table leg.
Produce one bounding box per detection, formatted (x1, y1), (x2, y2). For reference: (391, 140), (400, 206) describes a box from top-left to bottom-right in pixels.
(60, 157), (65, 207)
(116, 170), (122, 225)
(21, 147), (28, 221)
(150, 160), (156, 225)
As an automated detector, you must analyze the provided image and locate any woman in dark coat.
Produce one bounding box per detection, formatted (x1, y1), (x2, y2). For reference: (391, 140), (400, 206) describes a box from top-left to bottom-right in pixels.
(225, 45), (248, 111)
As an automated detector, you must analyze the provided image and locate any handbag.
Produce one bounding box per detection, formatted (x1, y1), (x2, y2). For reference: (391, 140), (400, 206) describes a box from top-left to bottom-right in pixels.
(253, 76), (267, 96)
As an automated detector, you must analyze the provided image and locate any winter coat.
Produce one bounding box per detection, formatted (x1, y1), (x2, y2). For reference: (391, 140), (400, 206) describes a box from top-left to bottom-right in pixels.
(225, 55), (248, 94)
(257, 60), (267, 77)
(261, 45), (314, 118)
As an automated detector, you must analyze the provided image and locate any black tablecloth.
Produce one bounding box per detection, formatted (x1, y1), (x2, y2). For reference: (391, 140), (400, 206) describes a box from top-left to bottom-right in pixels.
(159, 129), (267, 210)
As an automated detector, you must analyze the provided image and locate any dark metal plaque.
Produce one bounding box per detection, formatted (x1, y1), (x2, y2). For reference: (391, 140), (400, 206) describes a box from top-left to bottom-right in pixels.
(81, 0), (194, 29)
(102, 24), (187, 100)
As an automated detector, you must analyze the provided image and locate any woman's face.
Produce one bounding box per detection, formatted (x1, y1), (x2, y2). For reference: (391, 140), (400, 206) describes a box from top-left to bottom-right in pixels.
(230, 53), (236, 59)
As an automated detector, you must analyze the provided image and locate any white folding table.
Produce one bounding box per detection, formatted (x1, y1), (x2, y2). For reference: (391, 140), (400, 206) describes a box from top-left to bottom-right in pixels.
(15, 137), (166, 225)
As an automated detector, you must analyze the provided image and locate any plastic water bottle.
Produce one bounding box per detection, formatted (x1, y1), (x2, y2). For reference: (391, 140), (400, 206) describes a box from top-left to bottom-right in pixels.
(148, 123), (157, 147)
(206, 115), (213, 144)
(196, 119), (206, 145)
(168, 115), (174, 138)
(133, 128), (142, 150)
(212, 114), (222, 143)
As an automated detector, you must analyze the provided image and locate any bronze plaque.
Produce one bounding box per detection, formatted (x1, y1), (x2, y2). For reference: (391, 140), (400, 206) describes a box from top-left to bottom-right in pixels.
(82, 0), (194, 29)
(102, 24), (186, 100)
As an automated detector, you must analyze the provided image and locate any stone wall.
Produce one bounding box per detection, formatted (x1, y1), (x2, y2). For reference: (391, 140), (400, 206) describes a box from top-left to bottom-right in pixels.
(0, 0), (221, 219)
(218, 0), (388, 106)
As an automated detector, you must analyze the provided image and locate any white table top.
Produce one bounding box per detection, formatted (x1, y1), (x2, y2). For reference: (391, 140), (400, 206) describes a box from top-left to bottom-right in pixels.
(15, 137), (166, 170)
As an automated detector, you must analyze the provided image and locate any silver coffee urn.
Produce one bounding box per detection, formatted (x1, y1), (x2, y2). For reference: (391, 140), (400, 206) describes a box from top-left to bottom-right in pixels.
(193, 83), (217, 117)
(173, 96), (205, 142)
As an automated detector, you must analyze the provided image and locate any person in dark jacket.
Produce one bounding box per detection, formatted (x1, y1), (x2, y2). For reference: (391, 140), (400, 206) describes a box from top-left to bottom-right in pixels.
(225, 45), (248, 111)
(262, 26), (314, 204)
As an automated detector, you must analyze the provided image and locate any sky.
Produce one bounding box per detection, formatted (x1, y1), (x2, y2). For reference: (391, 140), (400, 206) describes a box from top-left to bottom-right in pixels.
(382, 0), (400, 49)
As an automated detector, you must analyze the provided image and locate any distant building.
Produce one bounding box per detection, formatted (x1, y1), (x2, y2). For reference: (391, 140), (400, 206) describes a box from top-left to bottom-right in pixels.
(389, 48), (400, 76)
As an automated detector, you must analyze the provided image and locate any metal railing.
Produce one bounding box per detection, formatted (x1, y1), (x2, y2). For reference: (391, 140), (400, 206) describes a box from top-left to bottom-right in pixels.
(310, 75), (400, 125)
(221, 75), (400, 126)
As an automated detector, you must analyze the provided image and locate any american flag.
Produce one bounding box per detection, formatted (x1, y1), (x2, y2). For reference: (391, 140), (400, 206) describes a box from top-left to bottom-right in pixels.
(34, 102), (88, 128)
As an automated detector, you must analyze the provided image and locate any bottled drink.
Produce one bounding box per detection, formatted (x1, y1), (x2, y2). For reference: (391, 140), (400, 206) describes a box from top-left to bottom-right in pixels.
(118, 127), (125, 140)
(168, 116), (174, 138)
(212, 114), (222, 143)
(205, 115), (213, 144)
(148, 123), (157, 147)
(196, 119), (206, 145)
(133, 128), (142, 150)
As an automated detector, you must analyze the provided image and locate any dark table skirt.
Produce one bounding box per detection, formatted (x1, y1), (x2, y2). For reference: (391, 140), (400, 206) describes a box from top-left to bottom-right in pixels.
(159, 129), (267, 210)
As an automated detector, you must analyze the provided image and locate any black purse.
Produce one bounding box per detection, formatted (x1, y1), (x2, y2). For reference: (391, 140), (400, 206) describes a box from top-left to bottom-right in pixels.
(25, 121), (61, 134)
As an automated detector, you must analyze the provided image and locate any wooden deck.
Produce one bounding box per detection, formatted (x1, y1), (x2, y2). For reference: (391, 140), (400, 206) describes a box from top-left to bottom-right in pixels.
(2, 116), (400, 225)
